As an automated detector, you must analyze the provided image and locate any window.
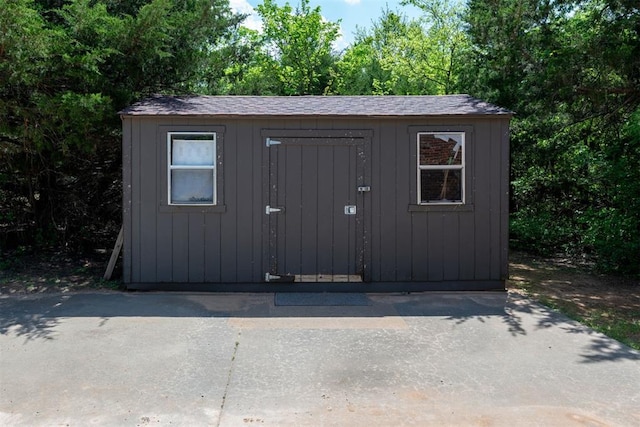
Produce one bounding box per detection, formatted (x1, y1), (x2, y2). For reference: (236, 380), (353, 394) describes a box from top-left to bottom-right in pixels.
(168, 132), (216, 205)
(417, 132), (465, 204)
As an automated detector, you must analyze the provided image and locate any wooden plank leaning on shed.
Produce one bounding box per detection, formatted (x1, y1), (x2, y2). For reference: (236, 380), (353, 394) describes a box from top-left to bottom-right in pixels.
(104, 225), (124, 281)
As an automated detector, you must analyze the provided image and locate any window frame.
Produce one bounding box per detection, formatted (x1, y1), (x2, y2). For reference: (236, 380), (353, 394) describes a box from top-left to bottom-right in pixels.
(167, 131), (217, 206)
(416, 131), (466, 205)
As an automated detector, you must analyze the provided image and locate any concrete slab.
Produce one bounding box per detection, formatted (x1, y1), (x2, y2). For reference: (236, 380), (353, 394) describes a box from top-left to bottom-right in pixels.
(274, 292), (370, 306)
(1, 292), (639, 426)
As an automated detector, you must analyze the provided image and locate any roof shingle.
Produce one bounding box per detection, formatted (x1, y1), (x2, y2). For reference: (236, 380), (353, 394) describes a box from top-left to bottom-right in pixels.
(120, 94), (512, 117)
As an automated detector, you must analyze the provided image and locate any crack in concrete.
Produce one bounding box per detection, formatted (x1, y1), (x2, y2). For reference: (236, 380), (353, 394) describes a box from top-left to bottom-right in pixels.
(216, 333), (240, 427)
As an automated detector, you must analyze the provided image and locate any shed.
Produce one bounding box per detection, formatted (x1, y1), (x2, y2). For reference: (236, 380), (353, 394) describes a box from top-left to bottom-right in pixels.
(120, 95), (512, 292)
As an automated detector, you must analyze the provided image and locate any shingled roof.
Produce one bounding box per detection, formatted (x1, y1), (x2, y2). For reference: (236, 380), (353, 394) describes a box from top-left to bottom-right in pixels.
(120, 94), (512, 117)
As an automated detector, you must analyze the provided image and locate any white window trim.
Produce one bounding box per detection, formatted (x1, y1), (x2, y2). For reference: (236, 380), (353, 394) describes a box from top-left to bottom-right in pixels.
(417, 132), (466, 205)
(167, 132), (217, 206)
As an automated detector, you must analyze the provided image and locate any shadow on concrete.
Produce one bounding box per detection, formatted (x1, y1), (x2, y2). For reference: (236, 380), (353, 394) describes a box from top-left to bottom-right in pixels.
(0, 311), (58, 342)
(559, 322), (640, 364)
(1, 291), (638, 364)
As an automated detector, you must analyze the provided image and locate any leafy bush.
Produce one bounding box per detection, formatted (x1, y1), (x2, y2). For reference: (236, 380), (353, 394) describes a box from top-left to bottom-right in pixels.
(581, 208), (640, 275)
(510, 208), (579, 257)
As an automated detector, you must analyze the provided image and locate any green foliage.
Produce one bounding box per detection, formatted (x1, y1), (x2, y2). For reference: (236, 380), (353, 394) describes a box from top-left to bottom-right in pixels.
(216, 26), (282, 95)
(464, 0), (640, 274)
(581, 109), (640, 274)
(206, 26), (267, 94)
(0, 0), (50, 88)
(510, 210), (577, 256)
(257, 0), (339, 95)
(400, 0), (470, 93)
(222, 0), (340, 95)
(581, 207), (639, 274)
(0, 0), (242, 251)
(333, 2), (468, 95)
(509, 110), (640, 274)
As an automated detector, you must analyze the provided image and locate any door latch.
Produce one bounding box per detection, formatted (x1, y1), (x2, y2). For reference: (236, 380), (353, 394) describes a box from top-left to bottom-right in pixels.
(265, 205), (283, 215)
(357, 186), (371, 192)
(344, 205), (357, 215)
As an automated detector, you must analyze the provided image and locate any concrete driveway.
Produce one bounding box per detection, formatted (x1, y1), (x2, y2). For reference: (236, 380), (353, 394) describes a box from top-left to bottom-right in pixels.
(1, 291), (639, 426)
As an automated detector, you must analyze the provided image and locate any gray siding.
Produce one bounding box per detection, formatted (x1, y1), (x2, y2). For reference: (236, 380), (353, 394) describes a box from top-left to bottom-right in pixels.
(122, 116), (510, 290)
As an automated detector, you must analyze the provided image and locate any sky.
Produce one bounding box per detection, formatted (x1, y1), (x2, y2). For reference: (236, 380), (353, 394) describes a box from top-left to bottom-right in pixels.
(229, 0), (423, 51)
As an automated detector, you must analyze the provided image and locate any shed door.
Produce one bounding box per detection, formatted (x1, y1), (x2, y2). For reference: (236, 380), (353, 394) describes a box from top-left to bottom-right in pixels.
(266, 137), (365, 283)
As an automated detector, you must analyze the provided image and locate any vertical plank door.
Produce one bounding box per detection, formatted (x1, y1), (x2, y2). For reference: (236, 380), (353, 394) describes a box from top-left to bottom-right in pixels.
(267, 137), (364, 282)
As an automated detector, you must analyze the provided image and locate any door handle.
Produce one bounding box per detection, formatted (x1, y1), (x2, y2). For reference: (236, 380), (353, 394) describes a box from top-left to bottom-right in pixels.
(265, 205), (283, 215)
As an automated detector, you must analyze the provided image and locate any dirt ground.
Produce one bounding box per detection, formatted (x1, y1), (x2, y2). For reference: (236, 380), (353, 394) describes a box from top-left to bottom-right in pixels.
(0, 250), (121, 295)
(508, 251), (639, 316)
(1, 249), (638, 346)
(508, 251), (640, 348)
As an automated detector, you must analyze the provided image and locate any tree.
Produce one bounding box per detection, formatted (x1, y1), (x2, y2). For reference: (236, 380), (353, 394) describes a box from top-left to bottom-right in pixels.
(333, 1), (469, 95)
(462, 0), (640, 273)
(0, 0), (242, 250)
(332, 9), (411, 95)
(401, 0), (469, 94)
(214, 25), (284, 95)
(222, 0), (340, 95)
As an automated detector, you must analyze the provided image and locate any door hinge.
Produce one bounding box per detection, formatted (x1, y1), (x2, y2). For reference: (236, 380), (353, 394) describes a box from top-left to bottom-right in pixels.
(265, 273), (295, 282)
(266, 138), (282, 147)
(265, 273), (280, 282)
(265, 205), (283, 215)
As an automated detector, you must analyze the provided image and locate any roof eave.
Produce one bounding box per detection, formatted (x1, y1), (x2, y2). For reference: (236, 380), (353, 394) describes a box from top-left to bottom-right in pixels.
(119, 112), (514, 119)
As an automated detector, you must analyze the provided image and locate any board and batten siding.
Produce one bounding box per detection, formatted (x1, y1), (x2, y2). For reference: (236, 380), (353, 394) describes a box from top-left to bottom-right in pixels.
(122, 115), (510, 290)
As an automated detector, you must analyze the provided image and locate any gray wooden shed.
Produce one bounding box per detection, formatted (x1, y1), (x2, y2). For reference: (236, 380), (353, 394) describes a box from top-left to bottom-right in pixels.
(120, 95), (512, 292)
